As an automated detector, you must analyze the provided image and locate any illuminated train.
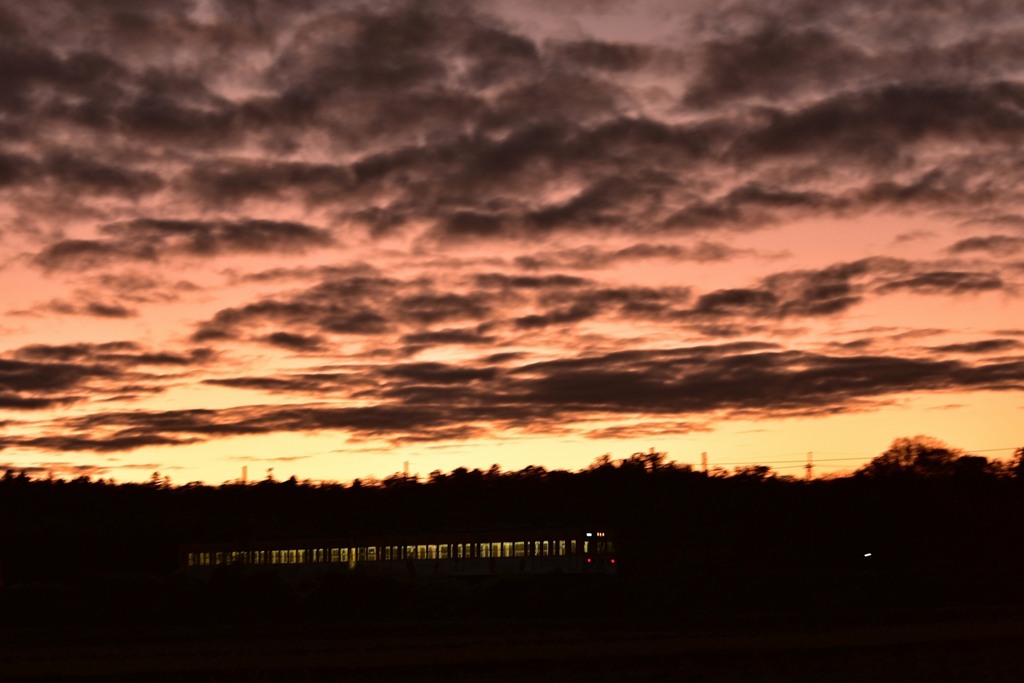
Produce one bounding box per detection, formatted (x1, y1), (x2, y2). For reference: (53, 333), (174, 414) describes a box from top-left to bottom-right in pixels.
(180, 528), (616, 577)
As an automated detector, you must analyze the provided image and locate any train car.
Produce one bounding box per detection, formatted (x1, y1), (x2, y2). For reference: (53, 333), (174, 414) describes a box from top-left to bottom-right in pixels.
(180, 528), (616, 577)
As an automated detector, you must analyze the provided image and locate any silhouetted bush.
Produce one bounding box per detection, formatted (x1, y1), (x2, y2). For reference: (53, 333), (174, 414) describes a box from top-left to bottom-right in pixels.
(2, 440), (1023, 623)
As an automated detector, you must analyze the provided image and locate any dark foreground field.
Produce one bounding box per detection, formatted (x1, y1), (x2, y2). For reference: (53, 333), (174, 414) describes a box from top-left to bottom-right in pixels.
(5, 451), (1024, 680)
(4, 611), (1024, 682)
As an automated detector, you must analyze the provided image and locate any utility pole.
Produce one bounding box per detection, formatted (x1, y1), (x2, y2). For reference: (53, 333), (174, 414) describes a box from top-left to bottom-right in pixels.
(701, 451), (708, 474)
(805, 451), (814, 481)
(242, 465), (248, 485)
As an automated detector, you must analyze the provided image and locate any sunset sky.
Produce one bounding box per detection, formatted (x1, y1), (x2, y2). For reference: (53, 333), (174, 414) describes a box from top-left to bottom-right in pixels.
(1, 0), (1022, 484)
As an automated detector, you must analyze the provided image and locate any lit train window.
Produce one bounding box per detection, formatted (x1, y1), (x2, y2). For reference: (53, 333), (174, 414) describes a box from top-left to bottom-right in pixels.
(439, 544), (449, 559)
(542, 541), (549, 556)
(514, 542), (525, 558)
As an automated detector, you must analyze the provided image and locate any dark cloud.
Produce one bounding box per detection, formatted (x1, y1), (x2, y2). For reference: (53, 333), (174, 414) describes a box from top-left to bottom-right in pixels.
(514, 242), (746, 270)
(17, 299), (138, 319)
(516, 284), (691, 329)
(44, 151), (164, 197)
(191, 254), (1010, 355)
(0, 357), (114, 393)
(2, 434), (200, 453)
(194, 275), (409, 342)
(400, 328), (497, 348)
(473, 273), (590, 289)
(932, 339), (1021, 354)
(204, 374), (350, 394)
(260, 332), (326, 351)
(83, 301), (135, 318)
(14, 341), (139, 362)
(685, 257), (1012, 322)
(34, 219), (334, 271)
(88, 272), (200, 304)
(948, 235), (1024, 256)
(0, 393), (78, 410)
(686, 27), (868, 107)
(10, 342), (1023, 450)
(33, 241), (128, 272)
(731, 83), (1024, 163)
(687, 259), (877, 320)
(0, 342), (212, 411)
(194, 273), (499, 342)
(394, 292), (493, 325)
(550, 39), (658, 72)
(876, 271), (1005, 295)
(0, 0), (1020, 248)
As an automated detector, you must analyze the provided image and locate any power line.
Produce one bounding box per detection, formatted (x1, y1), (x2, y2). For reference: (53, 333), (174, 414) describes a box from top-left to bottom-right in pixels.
(705, 456), (865, 466)
(679, 445), (1021, 474)
(694, 447), (1020, 467)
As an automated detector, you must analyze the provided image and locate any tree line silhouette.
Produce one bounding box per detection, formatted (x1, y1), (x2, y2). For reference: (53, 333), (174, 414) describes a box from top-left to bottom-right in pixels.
(2, 436), (1023, 625)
